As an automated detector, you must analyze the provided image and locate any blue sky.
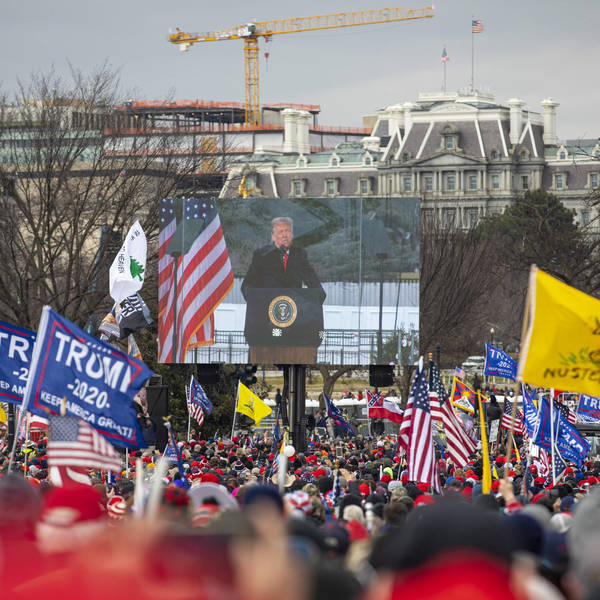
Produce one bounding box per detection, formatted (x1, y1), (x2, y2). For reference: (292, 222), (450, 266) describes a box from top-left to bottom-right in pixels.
(3, 1), (598, 138)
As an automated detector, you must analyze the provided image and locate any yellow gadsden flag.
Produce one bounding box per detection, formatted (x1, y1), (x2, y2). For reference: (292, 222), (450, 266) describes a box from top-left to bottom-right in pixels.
(518, 265), (600, 395)
(236, 382), (272, 425)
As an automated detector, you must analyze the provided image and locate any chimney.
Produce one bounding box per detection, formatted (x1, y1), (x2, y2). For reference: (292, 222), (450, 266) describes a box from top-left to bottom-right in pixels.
(541, 98), (559, 146)
(282, 108), (299, 153)
(508, 98), (525, 145)
(386, 104), (405, 134)
(296, 110), (311, 154)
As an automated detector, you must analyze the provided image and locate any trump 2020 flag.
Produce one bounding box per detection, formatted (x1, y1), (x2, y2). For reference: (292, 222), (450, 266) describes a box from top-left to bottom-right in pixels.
(484, 344), (517, 381)
(110, 220), (147, 305)
(519, 265), (600, 396)
(22, 306), (153, 448)
(577, 394), (600, 424)
(0, 320), (36, 405)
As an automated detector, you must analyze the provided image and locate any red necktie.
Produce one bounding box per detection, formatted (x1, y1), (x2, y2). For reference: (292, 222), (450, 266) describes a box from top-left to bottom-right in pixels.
(283, 252), (288, 271)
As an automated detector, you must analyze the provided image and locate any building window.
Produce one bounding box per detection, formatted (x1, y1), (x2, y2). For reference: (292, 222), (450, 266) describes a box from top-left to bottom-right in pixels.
(425, 176), (433, 191)
(402, 152), (411, 162)
(446, 175), (456, 191)
(442, 208), (456, 227)
(490, 149), (499, 160)
(555, 174), (564, 189)
(468, 175), (478, 190)
(521, 175), (529, 189)
(467, 209), (478, 227)
(292, 180), (304, 197)
(559, 151), (567, 160)
(403, 177), (412, 192)
(492, 175), (500, 190)
(445, 135), (455, 150)
(582, 210), (591, 226)
(591, 173), (599, 188)
(326, 179), (336, 195)
(331, 157), (338, 167)
(364, 156), (371, 166)
(520, 151), (529, 161)
(359, 179), (369, 195)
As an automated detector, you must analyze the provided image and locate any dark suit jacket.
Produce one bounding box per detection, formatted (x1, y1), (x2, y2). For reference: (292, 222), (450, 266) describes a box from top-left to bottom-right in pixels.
(241, 244), (326, 303)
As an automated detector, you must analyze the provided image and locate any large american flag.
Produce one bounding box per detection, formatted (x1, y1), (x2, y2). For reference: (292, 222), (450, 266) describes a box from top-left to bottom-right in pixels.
(48, 414), (122, 474)
(472, 19), (483, 33)
(399, 366), (440, 492)
(501, 399), (526, 435)
(158, 197), (234, 362)
(429, 362), (476, 468)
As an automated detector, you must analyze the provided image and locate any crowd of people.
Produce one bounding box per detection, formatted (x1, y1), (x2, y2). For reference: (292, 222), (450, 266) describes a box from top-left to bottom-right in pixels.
(1, 430), (600, 599)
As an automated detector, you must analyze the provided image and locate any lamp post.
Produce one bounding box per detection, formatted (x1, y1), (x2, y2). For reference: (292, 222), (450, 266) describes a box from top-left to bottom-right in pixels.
(376, 253), (388, 363)
(490, 327), (495, 347)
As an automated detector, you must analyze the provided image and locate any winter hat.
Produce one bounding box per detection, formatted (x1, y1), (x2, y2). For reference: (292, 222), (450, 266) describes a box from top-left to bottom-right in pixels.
(106, 495), (128, 520)
(414, 494), (435, 507)
(286, 491), (312, 515)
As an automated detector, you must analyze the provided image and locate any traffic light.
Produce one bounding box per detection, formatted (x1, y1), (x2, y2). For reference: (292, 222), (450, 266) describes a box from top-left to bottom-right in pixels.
(242, 364), (258, 386)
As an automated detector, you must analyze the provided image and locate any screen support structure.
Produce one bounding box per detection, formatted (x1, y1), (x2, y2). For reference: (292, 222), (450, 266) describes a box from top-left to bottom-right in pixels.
(282, 365), (307, 454)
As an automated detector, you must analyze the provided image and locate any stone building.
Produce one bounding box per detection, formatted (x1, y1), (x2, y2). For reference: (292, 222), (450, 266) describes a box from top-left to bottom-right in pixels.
(222, 91), (600, 228)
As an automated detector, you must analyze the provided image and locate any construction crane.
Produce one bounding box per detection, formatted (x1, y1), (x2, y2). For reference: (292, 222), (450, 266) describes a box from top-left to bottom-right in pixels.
(169, 7), (434, 126)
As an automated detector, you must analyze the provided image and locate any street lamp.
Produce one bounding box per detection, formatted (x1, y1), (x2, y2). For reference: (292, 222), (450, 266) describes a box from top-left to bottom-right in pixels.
(376, 252), (388, 363)
(490, 327), (495, 347)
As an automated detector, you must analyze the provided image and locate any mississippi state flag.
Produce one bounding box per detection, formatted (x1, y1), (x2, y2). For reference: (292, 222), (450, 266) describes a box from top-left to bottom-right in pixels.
(366, 389), (403, 424)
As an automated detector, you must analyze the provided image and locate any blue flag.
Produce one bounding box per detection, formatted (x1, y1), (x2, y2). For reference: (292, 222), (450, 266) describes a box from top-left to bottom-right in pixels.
(190, 376), (213, 416)
(23, 306), (153, 448)
(484, 344), (517, 380)
(521, 385), (539, 438)
(577, 394), (600, 424)
(0, 320), (36, 405)
(533, 396), (589, 465)
(324, 391), (354, 435)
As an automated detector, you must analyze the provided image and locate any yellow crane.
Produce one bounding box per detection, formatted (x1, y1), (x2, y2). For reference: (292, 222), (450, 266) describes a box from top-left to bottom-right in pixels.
(169, 6), (434, 126)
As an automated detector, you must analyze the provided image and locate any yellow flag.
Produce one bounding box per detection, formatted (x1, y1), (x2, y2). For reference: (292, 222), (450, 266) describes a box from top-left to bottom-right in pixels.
(236, 382), (272, 425)
(478, 390), (491, 495)
(518, 265), (600, 396)
(0, 403), (6, 424)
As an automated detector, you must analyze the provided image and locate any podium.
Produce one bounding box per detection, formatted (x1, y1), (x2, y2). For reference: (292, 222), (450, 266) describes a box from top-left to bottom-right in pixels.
(244, 288), (324, 364)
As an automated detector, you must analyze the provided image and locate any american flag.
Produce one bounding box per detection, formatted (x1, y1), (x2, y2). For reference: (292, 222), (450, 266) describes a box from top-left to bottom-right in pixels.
(399, 366), (441, 492)
(187, 377), (206, 426)
(472, 19), (483, 33)
(441, 47), (449, 63)
(533, 447), (550, 479)
(190, 375), (213, 416)
(556, 400), (577, 424)
(48, 414), (122, 474)
(158, 197), (234, 362)
(429, 362), (476, 468)
(455, 366), (466, 380)
(501, 399), (526, 435)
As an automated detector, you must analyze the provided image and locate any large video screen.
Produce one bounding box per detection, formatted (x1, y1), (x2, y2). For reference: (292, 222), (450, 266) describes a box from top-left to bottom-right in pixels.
(158, 196), (419, 366)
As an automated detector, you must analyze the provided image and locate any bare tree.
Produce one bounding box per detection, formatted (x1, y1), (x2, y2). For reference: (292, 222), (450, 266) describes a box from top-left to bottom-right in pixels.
(0, 64), (202, 329)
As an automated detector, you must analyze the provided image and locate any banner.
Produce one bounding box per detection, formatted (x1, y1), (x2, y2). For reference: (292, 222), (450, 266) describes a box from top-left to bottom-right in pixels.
(576, 394), (600, 424)
(0, 320), (36, 404)
(521, 386), (539, 438)
(518, 265), (600, 396)
(484, 344), (517, 381)
(116, 293), (152, 339)
(109, 220), (147, 305)
(236, 382), (272, 425)
(23, 306), (153, 448)
(533, 396), (590, 465)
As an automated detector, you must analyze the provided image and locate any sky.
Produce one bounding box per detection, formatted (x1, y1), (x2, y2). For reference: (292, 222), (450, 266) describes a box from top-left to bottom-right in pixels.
(2, 1), (599, 139)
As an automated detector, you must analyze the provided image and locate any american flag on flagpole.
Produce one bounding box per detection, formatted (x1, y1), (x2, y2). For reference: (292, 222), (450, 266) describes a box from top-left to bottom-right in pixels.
(399, 365), (441, 492)
(187, 377), (206, 426)
(429, 362), (476, 468)
(472, 19), (483, 33)
(158, 197), (234, 362)
(501, 399), (526, 435)
(556, 400), (577, 424)
(441, 47), (449, 62)
(48, 414), (122, 474)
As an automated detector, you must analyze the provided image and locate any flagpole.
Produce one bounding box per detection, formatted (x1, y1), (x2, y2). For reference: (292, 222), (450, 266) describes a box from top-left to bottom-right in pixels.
(471, 15), (475, 92)
(231, 380), (240, 439)
(478, 389), (491, 494)
(550, 388), (556, 485)
(126, 447), (130, 478)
